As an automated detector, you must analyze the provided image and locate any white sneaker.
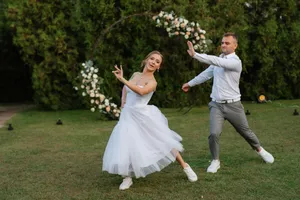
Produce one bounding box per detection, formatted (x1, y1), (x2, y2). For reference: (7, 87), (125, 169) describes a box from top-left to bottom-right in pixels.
(119, 177), (133, 190)
(207, 160), (220, 173)
(183, 163), (198, 182)
(257, 147), (274, 164)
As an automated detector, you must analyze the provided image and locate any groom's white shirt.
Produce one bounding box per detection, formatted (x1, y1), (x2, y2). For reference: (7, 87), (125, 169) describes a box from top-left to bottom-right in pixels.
(188, 52), (242, 101)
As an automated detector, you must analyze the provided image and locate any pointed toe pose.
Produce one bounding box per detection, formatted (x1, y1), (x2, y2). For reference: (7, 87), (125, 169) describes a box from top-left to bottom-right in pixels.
(102, 51), (197, 190)
(182, 33), (274, 173)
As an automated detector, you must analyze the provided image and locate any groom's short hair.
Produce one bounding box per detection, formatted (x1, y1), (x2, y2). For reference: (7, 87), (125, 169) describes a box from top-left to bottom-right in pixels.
(223, 32), (238, 43)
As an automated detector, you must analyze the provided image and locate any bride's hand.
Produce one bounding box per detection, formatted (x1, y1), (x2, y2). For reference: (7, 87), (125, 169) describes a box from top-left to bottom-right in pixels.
(112, 65), (123, 81)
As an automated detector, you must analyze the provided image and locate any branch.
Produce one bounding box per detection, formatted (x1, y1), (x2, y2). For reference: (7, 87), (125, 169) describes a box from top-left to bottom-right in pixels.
(89, 11), (157, 60)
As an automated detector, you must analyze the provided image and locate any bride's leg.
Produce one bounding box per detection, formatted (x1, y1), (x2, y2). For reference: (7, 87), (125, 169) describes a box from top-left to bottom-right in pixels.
(175, 151), (198, 182)
(176, 152), (188, 168)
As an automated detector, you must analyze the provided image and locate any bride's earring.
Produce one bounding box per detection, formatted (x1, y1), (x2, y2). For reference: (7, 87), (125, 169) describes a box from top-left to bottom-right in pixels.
(157, 68), (159, 72)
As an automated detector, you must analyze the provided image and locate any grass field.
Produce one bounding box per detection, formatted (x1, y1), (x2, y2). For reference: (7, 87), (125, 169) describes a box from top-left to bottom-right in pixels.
(1, 100), (300, 200)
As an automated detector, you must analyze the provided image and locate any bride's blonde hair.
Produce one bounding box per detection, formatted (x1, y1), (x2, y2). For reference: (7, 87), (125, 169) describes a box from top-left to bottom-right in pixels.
(140, 51), (163, 69)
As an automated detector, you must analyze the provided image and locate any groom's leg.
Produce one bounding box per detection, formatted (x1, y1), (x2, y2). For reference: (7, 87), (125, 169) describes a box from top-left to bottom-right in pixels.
(208, 101), (225, 159)
(225, 101), (260, 150)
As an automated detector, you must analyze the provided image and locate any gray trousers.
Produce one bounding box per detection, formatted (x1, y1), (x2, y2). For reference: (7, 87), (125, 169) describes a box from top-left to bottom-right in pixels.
(208, 101), (261, 159)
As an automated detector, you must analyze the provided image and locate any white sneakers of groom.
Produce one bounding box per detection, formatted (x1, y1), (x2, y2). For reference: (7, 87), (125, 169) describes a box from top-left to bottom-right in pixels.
(257, 147), (274, 164)
(119, 177), (133, 190)
(207, 160), (220, 173)
(207, 147), (274, 174)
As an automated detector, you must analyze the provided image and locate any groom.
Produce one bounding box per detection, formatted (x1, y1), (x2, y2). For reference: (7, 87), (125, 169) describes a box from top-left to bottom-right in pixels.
(182, 32), (274, 173)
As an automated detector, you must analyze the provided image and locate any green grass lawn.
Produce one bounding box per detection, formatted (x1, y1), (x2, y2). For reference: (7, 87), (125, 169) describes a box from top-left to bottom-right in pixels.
(1, 100), (300, 200)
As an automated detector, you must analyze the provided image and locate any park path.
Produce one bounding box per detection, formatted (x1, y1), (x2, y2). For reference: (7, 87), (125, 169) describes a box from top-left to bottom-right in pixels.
(0, 104), (34, 128)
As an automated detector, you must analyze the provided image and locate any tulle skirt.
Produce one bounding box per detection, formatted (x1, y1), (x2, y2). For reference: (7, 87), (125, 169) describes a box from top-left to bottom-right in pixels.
(102, 105), (184, 178)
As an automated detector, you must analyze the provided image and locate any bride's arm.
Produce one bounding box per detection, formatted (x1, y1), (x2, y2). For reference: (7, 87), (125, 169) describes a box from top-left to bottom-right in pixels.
(121, 86), (127, 108)
(113, 66), (156, 96)
(120, 72), (137, 108)
(121, 79), (157, 96)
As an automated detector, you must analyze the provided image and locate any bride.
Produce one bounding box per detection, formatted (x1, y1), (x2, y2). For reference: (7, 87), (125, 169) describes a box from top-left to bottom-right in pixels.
(102, 51), (198, 190)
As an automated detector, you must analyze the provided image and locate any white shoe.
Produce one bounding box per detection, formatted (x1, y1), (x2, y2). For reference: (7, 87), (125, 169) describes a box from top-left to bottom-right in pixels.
(207, 160), (220, 173)
(183, 163), (198, 182)
(119, 177), (133, 190)
(257, 147), (274, 164)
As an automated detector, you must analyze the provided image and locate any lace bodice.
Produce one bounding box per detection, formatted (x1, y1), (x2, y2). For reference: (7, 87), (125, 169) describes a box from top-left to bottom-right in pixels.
(124, 85), (154, 107)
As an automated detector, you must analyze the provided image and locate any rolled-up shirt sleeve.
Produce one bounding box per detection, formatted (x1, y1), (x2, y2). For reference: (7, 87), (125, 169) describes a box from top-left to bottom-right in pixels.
(194, 53), (241, 71)
(188, 66), (214, 87)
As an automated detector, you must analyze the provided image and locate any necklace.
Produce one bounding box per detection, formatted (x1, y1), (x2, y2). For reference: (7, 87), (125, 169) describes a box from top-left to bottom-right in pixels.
(136, 73), (152, 86)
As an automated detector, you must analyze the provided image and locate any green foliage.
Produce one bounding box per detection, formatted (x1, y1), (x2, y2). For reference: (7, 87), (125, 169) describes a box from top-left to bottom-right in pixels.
(242, 0), (300, 100)
(5, 0), (300, 109)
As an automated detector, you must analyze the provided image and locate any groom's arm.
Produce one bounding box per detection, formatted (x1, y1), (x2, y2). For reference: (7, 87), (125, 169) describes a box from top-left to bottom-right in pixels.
(188, 65), (214, 87)
(193, 53), (241, 71)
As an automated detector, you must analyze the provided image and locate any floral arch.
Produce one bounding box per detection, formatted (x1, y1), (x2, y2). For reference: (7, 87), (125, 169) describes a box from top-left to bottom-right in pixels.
(74, 11), (209, 120)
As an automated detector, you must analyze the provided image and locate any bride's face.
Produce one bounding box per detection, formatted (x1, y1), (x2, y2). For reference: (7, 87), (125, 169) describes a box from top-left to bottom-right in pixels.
(145, 53), (162, 72)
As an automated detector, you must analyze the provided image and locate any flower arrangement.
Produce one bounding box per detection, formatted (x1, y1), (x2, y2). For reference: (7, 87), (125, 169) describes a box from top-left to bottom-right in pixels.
(153, 11), (208, 52)
(74, 60), (121, 120)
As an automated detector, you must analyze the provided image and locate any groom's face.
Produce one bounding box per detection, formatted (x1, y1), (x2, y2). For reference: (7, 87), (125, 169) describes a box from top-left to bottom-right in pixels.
(221, 36), (238, 55)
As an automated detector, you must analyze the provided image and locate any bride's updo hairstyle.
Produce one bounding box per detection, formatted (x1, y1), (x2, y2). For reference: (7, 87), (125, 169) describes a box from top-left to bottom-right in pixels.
(140, 51), (163, 69)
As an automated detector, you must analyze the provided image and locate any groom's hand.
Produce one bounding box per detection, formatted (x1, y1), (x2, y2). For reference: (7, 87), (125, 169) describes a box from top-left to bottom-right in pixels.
(182, 83), (190, 93)
(187, 41), (195, 57)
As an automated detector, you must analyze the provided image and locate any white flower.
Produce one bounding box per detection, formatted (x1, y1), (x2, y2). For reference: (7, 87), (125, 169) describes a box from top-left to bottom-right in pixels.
(82, 92), (86, 96)
(93, 74), (98, 79)
(74, 87), (78, 90)
(91, 107), (95, 112)
(100, 94), (105, 102)
(91, 99), (94, 104)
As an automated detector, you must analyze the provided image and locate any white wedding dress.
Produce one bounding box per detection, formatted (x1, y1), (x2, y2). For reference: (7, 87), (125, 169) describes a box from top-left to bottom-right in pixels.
(102, 85), (184, 178)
